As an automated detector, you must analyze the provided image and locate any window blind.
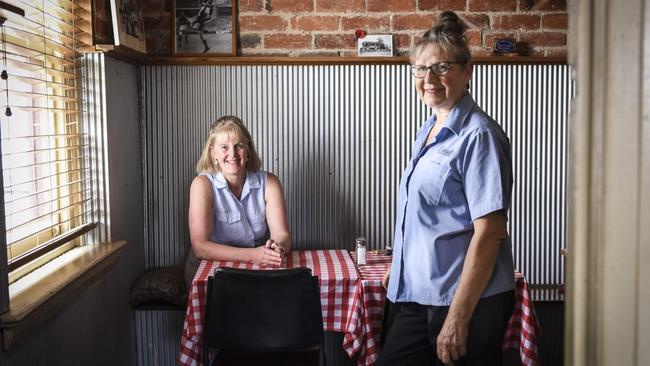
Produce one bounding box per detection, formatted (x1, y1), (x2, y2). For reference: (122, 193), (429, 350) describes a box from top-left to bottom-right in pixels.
(0, 0), (96, 273)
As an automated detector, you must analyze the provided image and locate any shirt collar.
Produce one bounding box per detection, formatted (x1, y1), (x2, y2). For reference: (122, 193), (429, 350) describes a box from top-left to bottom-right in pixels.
(443, 91), (475, 136)
(240, 171), (260, 200)
(415, 92), (475, 152)
(214, 172), (229, 188)
(418, 92), (475, 137)
(214, 171), (261, 199)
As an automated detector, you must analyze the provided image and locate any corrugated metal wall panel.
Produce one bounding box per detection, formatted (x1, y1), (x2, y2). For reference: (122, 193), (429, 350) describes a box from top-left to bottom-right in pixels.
(135, 310), (186, 366)
(471, 64), (571, 299)
(141, 64), (571, 299)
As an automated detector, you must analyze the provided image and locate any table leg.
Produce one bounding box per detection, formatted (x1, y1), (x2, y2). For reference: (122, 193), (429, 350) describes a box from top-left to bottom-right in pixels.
(323, 331), (356, 366)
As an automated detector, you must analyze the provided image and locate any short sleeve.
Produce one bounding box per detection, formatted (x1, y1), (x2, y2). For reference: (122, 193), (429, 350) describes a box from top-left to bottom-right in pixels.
(462, 128), (513, 221)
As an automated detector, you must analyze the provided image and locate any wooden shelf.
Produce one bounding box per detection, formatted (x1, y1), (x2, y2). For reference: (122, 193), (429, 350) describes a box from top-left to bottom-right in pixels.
(105, 45), (148, 65)
(147, 55), (567, 66)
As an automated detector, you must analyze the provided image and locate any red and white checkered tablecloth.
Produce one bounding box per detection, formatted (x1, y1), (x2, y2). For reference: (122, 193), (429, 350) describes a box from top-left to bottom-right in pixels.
(344, 251), (392, 366)
(178, 249), (359, 366)
(344, 252), (541, 366)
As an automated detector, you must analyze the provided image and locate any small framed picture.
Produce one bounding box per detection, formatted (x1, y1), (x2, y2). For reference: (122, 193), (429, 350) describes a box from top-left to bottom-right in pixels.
(357, 35), (393, 57)
(172, 0), (237, 56)
(110, 0), (147, 53)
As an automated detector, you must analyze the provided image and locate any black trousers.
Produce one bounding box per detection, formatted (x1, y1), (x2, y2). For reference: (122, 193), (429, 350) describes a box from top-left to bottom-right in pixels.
(376, 290), (514, 366)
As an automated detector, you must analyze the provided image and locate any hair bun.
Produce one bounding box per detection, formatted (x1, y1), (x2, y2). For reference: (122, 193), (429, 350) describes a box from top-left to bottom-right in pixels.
(410, 10), (471, 65)
(438, 11), (467, 35)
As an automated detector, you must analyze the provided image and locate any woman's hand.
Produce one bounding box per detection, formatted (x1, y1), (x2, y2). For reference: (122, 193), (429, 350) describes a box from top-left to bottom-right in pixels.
(435, 212), (507, 364)
(381, 268), (390, 289)
(250, 244), (282, 267)
(436, 314), (468, 364)
(266, 238), (286, 257)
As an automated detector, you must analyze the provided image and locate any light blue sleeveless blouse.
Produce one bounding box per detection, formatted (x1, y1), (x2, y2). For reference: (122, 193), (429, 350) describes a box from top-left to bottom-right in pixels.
(200, 170), (268, 247)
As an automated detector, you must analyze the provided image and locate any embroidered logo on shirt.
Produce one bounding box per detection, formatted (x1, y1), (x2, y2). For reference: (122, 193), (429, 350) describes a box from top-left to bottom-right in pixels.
(439, 146), (454, 156)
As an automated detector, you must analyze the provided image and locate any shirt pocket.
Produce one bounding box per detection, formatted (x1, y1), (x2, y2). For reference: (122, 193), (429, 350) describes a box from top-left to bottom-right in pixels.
(249, 210), (266, 224)
(418, 156), (452, 206)
(248, 210), (268, 239)
(216, 210), (241, 223)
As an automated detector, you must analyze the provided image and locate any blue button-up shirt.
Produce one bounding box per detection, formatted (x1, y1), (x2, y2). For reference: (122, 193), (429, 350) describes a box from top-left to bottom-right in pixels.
(387, 92), (515, 306)
(201, 170), (268, 247)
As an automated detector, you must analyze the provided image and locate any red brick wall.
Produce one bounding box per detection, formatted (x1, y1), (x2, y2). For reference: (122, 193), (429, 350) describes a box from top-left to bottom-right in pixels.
(143, 0), (567, 57)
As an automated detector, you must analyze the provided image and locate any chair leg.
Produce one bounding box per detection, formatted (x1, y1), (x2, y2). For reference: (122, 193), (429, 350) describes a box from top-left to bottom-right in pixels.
(319, 339), (326, 366)
(212, 349), (219, 366)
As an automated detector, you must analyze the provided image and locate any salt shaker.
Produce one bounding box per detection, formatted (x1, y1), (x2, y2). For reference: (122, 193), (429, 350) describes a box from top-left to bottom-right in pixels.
(355, 237), (367, 265)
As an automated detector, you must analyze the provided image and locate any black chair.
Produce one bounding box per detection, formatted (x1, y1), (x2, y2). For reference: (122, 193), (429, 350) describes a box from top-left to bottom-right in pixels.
(203, 267), (324, 366)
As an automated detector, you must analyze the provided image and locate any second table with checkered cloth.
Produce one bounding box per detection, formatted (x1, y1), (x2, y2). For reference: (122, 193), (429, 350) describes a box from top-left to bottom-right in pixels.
(178, 249), (359, 366)
(344, 251), (541, 366)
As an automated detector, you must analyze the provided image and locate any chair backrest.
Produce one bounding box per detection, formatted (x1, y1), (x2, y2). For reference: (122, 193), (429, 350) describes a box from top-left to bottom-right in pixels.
(203, 267), (323, 355)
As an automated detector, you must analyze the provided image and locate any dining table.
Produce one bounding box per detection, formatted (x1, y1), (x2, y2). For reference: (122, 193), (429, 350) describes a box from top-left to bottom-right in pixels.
(178, 249), (541, 366)
(178, 249), (359, 366)
(345, 251), (541, 366)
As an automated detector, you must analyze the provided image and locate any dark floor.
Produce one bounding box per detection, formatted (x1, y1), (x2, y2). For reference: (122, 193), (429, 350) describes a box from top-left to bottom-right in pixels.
(214, 350), (321, 366)
(534, 301), (564, 366)
(212, 301), (564, 366)
(209, 332), (350, 366)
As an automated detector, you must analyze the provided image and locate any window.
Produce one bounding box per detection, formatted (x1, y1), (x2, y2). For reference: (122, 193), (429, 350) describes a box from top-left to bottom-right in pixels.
(0, 0), (101, 309)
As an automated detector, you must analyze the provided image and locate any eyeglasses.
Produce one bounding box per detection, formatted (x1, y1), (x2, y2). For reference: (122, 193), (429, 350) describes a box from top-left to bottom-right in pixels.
(410, 62), (461, 78)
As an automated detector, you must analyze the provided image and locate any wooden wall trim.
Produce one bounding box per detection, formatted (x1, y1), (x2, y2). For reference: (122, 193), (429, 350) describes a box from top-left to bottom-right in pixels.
(146, 55), (567, 66)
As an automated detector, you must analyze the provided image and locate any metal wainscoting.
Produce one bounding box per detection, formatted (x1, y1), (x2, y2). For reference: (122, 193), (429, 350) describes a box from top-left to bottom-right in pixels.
(141, 64), (426, 269)
(142, 65), (573, 292)
(471, 64), (572, 299)
(140, 64), (571, 366)
(135, 310), (186, 366)
(141, 63), (571, 286)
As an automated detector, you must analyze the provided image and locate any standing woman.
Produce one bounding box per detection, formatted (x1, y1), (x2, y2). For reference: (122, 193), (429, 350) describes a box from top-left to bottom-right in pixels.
(378, 11), (515, 366)
(184, 116), (291, 288)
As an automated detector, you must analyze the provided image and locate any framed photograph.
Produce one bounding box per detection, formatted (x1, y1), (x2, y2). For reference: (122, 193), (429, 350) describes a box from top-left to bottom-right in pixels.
(172, 0), (237, 56)
(357, 35), (393, 57)
(110, 0), (147, 53)
(92, 0), (115, 47)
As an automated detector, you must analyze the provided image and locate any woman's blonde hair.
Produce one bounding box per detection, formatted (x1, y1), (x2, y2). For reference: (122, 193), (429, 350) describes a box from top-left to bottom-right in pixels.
(195, 115), (262, 174)
(410, 11), (471, 65)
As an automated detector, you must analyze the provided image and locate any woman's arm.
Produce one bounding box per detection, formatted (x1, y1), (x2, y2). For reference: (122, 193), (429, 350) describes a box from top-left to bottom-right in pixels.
(188, 175), (281, 266)
(436, 210), (507, 364)
(264, 173), (292, 255)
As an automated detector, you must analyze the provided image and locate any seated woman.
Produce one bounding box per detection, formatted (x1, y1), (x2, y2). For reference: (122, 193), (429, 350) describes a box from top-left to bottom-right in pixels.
(184, 115), (291, 288)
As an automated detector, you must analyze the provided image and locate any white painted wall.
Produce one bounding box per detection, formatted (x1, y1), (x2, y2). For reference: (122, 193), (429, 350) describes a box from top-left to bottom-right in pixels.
(567, 0), (650, 364)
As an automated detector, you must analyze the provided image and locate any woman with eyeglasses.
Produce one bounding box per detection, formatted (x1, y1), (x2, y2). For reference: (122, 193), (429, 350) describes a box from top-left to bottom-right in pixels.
(377, 11), (515, 366)
(184, 116), (291, 289)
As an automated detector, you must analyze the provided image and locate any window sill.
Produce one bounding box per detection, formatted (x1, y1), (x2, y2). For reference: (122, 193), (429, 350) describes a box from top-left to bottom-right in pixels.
(0, 241), (126, 351)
